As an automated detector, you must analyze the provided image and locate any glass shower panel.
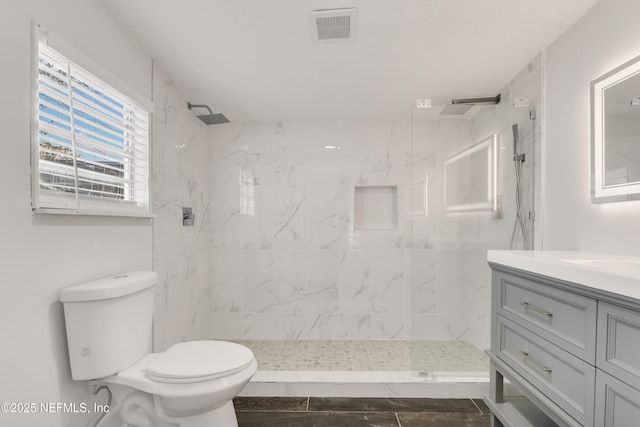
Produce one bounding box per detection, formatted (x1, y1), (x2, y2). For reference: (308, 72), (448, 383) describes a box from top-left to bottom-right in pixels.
(408, 105), (443, 374)
(409, 105), (493, 377)
(408, 57), (542, 379)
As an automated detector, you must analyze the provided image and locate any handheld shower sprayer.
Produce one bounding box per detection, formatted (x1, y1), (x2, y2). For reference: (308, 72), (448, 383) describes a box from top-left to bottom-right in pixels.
(512, 124), (525, 162)
(510, 122), (528, 250)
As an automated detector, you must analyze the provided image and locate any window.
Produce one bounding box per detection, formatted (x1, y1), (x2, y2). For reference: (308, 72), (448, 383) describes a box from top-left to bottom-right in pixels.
(32, 27), (151, 216)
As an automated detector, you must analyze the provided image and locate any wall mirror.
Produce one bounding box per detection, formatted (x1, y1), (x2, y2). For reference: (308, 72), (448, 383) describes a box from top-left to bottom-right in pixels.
(591, 54), (640, 203)
(444, 134), (497, 212)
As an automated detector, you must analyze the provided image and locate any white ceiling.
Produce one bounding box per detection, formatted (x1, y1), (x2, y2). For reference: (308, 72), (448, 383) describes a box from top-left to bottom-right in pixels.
(101, 0), (598, 122)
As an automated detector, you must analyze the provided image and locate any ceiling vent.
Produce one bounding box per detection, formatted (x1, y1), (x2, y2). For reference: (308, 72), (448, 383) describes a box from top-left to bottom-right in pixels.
(310, 8), (357, 43)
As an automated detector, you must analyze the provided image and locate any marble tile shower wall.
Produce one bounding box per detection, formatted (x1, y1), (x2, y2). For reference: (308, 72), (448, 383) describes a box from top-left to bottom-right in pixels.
(152, 65), (213, 351)
(209, 119), (471, 341)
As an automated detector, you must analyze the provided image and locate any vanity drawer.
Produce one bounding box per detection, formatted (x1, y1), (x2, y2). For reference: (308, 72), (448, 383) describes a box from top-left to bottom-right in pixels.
(597, 302), (640, 391)
(496, 271), (597, 363)
(497, 314), (595, 426)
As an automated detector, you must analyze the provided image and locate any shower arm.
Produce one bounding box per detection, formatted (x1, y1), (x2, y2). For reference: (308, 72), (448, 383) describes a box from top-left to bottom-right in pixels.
(451, 94), (501, 105)
(187, 102), (214, 115)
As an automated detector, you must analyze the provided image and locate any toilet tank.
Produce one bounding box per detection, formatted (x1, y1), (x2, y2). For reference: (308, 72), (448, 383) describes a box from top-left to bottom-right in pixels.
(60, 271), (157, 381)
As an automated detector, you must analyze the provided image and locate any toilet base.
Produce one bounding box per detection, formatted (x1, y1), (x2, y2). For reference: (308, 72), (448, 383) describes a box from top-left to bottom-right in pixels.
(120, 390), (239, 427)
(176, 401), (238, 427)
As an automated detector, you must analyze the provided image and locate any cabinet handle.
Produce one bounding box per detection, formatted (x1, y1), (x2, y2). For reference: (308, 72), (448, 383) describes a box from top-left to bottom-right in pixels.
(520, 351), (552, 373)
(520, 301), (553, 317)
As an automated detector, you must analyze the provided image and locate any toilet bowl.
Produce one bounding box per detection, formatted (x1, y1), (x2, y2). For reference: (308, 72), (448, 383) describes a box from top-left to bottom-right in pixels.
(108, 341), (257, 426)
(60, 271), (257, 427)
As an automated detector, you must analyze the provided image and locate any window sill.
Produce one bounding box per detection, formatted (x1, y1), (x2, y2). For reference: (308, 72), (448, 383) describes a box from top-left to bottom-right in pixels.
(32, 208), (156, 218)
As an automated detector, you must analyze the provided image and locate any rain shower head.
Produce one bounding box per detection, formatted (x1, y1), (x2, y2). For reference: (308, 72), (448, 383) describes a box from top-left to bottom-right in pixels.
(451, 94), (501, 106)
(187, 102), (230, 125)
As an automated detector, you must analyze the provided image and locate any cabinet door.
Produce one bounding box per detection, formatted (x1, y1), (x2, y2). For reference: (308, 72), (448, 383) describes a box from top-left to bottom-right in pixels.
(597, 302), (640, 391)
(595, 369), (640, 427)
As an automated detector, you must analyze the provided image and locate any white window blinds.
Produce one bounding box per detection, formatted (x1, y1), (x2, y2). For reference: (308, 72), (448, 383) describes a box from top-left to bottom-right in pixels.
(32, 40), (151, 216)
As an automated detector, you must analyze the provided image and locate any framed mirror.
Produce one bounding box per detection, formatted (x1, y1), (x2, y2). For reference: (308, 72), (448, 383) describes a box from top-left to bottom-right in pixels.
(444, 134), (498, 212)
(591, 54), (640, 203)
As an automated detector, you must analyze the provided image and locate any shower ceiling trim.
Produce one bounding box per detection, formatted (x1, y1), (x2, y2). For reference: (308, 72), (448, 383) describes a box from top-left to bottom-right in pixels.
(310, 7), (357, 43)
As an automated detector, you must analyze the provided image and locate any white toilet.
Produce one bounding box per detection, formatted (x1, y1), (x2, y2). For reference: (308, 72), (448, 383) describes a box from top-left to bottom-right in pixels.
(60, 271), (257, 427)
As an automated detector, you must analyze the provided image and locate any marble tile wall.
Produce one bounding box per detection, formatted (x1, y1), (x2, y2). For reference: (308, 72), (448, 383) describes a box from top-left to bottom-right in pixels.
(152, 65), (213, 351)
(209, 119), (476, 342)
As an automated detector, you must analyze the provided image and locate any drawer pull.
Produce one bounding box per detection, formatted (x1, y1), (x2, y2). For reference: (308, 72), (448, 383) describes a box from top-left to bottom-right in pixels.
(520, 351), (552, 373)
(520, 301), (553, 318)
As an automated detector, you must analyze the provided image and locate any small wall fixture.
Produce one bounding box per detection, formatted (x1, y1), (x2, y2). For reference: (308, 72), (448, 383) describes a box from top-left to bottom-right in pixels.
(182, 207), (194, 226)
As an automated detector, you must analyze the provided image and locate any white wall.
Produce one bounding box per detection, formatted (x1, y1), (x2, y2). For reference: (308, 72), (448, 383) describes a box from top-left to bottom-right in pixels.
(0, 2), (152, 426)
(544, 0), (640, 255)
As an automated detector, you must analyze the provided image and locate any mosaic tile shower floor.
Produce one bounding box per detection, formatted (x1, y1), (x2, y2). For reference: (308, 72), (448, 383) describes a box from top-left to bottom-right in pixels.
(233, 340), (489, 373)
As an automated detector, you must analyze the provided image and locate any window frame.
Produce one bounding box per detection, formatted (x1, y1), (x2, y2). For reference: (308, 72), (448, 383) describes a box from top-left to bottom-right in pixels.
(30, 23), (153, 217)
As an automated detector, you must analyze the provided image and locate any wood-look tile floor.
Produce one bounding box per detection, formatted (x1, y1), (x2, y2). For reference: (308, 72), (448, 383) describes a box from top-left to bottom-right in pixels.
(234, 397), (491, 427)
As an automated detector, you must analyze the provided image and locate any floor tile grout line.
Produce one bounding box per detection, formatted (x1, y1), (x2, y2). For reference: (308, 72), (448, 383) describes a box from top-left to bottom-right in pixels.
(394, 411), (402, 427)
(470, 398), (484, 414)
(238, 409), (409, 415)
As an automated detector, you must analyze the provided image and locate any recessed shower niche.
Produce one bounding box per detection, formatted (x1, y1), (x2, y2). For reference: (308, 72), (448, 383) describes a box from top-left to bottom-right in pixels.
(354, 185), (398, 230)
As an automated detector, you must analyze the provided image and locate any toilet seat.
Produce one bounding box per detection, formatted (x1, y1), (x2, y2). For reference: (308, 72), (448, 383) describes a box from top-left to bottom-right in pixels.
(105, 341), (257, 398)
(146, 341), (255, 384)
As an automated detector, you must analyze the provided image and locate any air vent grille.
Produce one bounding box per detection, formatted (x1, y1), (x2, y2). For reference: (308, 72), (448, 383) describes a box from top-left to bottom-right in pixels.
(316, 15), (351, 40)
(311, 8), (357, 43)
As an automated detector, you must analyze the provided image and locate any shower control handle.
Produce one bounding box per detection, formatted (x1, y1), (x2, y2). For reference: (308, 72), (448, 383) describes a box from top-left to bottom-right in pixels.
(520, 301), (553, 318)
(520, 351), (552, 373)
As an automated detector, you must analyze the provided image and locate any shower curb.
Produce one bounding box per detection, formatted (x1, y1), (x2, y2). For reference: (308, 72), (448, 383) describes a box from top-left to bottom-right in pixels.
(240, 370), (489, 398)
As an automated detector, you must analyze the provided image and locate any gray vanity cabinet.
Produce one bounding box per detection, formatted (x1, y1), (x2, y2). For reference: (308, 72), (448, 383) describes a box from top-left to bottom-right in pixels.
(485, 266), (640, 427)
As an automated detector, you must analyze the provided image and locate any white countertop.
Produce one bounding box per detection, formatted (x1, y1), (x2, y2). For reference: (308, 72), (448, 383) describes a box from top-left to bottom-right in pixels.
(487, 250), (640, 302)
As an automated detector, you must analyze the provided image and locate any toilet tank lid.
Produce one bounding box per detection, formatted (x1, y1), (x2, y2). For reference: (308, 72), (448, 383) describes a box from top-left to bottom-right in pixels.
(60, 271), (157, 303)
